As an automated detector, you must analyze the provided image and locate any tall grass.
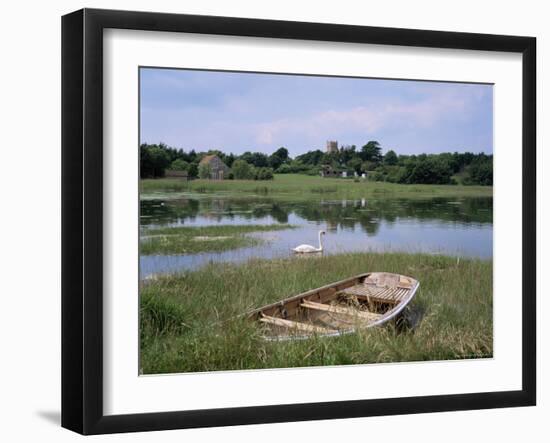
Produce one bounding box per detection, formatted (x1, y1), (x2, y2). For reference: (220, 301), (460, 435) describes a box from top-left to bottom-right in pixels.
(140, 252), (493, 374)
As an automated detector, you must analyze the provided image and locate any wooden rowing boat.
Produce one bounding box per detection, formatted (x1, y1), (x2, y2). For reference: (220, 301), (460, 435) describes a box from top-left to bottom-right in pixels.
(247, 272), (419, 340)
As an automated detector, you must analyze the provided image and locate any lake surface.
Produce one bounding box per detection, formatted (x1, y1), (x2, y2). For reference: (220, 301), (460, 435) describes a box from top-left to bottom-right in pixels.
(140, 196), (492, 277)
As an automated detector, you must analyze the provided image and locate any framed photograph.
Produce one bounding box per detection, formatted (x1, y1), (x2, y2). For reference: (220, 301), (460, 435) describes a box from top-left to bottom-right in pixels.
(62, 8), (536, 435)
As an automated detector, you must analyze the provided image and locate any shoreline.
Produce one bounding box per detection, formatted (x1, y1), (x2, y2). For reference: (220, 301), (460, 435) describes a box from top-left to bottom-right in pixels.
(140, 174), (493, 201)
(140, 251), (493, 374)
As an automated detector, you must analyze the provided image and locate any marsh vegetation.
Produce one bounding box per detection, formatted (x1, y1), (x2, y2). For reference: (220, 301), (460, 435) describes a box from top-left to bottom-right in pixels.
(141, 224), (295, 255)
(139, 174), (493, 373)
(140, 252), (493, 374)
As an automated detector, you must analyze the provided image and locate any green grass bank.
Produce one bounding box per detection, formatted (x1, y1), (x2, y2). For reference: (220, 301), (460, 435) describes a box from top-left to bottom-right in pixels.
(140, 174), (493, 201)
(140, 252), (493, 374)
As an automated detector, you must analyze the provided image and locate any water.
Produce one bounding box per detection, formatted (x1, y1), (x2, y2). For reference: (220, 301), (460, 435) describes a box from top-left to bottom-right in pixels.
(140, 196), (492, 277)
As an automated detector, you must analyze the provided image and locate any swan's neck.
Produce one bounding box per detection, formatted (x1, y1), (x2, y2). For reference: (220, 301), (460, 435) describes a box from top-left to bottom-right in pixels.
(318, 232), (324, 251)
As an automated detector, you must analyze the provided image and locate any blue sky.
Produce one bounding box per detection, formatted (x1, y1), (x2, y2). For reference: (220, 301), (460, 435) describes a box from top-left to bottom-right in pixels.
(140, 68), (493, 157)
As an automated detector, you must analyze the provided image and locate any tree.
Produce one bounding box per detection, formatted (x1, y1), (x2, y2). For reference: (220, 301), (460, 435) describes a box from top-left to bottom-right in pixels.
(384, 150), (398, 166)
(269, 147), (290, 170)
(198, 163), (212, 179)
(360, 141), (382, 163)
(169, 159), (189, 171)
(361, 161), (377, 172)
(272, 147), (289, 161)
(188, 163), (198, 179)
(268, 155), (283, 170)
(231, 159), (254, 179)
(296, 149), (324, 165)
(187, 149), (198, 163)
(140, 144), (154, 178)
(140, 144), (171, 178)
(339, 145), (356, 164)
(225, 153), (236, 168)
(240, 151), (269, 167)
(468, 157), (493, 185)
(401, 156), (452, 184)
(321, 151), (340, 166)
(347, 157), (363, 174)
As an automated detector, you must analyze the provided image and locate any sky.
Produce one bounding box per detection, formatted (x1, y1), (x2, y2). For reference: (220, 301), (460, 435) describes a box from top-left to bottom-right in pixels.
(140, 68), (493, 157)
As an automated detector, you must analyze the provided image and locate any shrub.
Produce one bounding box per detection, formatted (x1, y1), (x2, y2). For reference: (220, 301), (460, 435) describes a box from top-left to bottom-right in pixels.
(254, 167), (274, 180)
(275, 161), (310, 174)
(169, 159), (189, 171)
(275, 163), (293, 174)
(305, 166), (321, 176)
(231, 160), (255, 179)
(369, 171), (385, 182)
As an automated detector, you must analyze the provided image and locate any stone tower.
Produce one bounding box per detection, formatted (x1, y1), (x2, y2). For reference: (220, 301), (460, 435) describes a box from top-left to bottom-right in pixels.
(326, 140), (338, 153)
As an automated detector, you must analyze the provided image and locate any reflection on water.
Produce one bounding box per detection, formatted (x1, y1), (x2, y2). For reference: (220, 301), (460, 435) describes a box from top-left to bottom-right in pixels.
(140, 196), (492, 277)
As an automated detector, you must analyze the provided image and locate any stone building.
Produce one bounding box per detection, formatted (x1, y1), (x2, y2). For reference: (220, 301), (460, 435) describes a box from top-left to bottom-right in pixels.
(320, 165), (339, 178)
(326, 140), (338, 153)
(199, 155), (230, 180)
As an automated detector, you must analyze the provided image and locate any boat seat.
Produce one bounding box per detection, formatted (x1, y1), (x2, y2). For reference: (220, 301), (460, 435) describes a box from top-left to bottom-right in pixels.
(300, 300), (382, 322)
(340, 284), (410, 304)
(260, 314), (337, 334)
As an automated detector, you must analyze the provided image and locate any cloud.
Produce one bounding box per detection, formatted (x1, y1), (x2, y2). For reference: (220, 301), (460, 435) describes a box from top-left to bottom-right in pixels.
(253, 91), (470, 146)
(140, 70), (492, 154)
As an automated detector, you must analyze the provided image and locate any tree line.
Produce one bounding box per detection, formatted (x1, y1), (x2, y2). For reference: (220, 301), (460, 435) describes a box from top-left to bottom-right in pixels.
(140, 141), (492, 185)
(140, 143), (288, 181)
(292, 141), (492, 185)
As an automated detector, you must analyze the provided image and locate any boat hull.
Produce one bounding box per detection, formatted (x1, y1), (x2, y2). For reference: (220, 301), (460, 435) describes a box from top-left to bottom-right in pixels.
(248, 272), (419, 341)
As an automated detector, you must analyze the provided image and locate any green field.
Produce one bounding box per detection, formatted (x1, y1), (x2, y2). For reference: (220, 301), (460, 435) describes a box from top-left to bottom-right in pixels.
(140, 174), (493, 200)
(141, 224), (295, 255)
(140, 252), (493, 374)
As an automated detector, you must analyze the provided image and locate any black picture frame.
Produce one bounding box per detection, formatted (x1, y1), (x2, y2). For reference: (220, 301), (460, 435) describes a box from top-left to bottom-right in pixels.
(62, 8), (536, 435)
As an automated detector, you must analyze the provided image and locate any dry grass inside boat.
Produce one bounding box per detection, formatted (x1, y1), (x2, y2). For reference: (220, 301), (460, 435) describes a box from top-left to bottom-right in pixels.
(249, 272), (419, 340)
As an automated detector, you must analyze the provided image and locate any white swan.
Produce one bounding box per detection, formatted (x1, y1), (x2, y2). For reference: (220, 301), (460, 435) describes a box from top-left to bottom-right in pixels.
(292, 230), (326, 253)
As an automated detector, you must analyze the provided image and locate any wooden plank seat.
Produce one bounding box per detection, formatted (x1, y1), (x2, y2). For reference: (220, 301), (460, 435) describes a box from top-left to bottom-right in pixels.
(340, 284), (410, 304)
(260, 314), (337, 334)
(249, 272), (419, 340)
(300, 300), (382, 322)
